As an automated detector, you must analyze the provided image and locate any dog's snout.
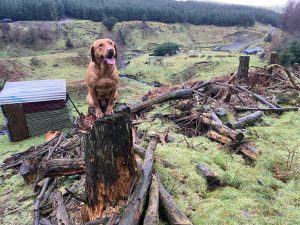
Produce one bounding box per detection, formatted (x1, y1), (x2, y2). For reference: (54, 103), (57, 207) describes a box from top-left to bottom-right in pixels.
(107, 48), (114, 57)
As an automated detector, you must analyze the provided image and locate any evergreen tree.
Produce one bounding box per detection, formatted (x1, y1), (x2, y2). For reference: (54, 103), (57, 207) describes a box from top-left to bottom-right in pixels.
(0, 0), (280, 27)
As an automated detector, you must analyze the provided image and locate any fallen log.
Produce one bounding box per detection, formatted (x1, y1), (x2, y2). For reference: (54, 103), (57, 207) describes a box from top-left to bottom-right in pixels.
(82, 107), (137, 222)
(267, 64), (300, 91)
(1, 139), (57, 171)
(200, 116), (244, 142)
(143, 174), (159, 225)
(239, 144), (260, 161)
(210, 111), (223, 124)
(133, 144), (147, 158)
(207, 130), (233, 145)
(192, 81), (211, 90)
(133, 144), (176, 169)
(159, 179), (192, 225)
(52, 191), (72, 225)
(226, 111), (264, 129)
(34, 178), (51, 225)
(40, 159), (85, 177)
(131, 88), (193, 113)
(202, 112), (222, 124)
(40, 218), (53, 225)
(119, 137), (158, 225)
(234, 106), (298, 112)
(40, 179), (57, 207)
(84, 217), (110, 225)
(34, 134), (63, 225)
(21, 159), (85, 182)
(196, 164), (222, 190)
(20, 158), (39, 184)
(236, 86), (278, 109)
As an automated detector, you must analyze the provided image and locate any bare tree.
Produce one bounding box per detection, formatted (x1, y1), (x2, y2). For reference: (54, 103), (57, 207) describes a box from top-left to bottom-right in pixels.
(282, 0), (300, 33)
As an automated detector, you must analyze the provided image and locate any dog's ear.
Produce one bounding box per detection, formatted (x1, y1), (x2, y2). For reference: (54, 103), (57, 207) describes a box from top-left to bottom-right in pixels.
(90, 45), (96, 62)
(114, 43), (118, 59)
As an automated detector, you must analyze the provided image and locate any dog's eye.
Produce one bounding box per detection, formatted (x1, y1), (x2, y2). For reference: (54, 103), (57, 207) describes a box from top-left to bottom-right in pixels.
(99, 43), (104, 47)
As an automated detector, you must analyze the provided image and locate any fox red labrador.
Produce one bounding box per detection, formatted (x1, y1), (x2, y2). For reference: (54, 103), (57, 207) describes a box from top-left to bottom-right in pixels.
(86, 39), (119, 118)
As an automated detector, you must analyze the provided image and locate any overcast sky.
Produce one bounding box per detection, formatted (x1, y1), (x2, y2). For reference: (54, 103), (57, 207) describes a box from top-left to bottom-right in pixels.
(197, 0), (290, 6)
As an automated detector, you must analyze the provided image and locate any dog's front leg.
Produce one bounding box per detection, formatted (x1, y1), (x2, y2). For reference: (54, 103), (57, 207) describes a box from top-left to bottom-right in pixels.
(106, 88), (116, 115)
(90, 89), (103, 118)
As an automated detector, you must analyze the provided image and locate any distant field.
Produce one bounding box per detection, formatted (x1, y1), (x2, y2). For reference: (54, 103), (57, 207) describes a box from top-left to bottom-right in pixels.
(122, 51), (265, 84)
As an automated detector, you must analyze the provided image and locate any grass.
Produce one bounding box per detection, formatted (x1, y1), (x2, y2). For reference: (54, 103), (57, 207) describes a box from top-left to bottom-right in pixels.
(140, 109), (300, 225)
(115, 22), (269, 51)
(1, 20), (298, 225)
(122, 51), (266, 84)
(0, 131), (45, 225)
(0, 173), (35, 225)
(17, 51), (87, 81)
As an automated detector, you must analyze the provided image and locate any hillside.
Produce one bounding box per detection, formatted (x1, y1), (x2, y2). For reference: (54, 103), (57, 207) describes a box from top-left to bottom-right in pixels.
(0, 0), (280, 27)
(0, 20), (271, 101)
(1, 20), (300, 225)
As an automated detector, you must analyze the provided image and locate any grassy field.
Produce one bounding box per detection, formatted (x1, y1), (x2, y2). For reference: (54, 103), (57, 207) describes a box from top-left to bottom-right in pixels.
(122, 51), (265, 84)
(1, 20), (299, 225)
(144, 109), (300, 225)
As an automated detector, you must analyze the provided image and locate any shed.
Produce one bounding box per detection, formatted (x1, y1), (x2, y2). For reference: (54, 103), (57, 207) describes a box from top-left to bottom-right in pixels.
(0, 79), (73, 142)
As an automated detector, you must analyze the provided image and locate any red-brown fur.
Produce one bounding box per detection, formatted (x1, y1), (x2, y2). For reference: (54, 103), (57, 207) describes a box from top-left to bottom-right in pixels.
(86, 39), (119, 118)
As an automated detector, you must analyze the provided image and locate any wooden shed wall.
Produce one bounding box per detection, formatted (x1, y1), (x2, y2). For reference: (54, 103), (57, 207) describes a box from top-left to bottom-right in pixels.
(2, 104), (30, 142)
(2, 101), (72, 142)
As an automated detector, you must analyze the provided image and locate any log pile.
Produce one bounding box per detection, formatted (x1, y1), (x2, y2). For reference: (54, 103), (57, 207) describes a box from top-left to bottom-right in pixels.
(0, 60), (299, 224)
(0, 107), (192, 225)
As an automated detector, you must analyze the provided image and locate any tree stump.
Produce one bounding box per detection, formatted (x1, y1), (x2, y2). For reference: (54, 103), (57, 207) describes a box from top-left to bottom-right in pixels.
(81, 107), (137, 222)
(237, 55), (250, 81)
(269, 52), (279, 64)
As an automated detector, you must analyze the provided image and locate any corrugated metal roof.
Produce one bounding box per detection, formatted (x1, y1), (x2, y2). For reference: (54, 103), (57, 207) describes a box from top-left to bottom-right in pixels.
(0, 79), (66, 105)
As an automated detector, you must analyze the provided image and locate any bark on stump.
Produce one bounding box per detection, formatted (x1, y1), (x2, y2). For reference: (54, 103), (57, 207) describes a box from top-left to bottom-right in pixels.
(81, 108), (137, 222)
(269, 52), (279, 64)
(237, 56), (250, 81)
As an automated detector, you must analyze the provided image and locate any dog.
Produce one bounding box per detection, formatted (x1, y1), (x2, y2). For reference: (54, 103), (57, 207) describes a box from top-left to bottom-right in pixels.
(86, 39), (119, 118)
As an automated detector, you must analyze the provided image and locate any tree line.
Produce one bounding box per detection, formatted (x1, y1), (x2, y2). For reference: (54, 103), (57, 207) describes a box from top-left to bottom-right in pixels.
(0, 0), (280, 27)
(282, 0), (300, 33)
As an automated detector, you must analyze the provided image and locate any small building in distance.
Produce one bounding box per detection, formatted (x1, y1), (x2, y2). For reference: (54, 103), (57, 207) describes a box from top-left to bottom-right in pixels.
(0, 79), (73, 142)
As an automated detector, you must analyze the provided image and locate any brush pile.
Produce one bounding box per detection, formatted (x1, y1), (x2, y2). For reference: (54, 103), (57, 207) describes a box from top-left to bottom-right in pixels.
(0, 62), (299, 224)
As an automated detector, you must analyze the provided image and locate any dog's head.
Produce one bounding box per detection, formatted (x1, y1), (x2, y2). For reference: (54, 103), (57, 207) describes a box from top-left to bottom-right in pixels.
(90, 39), (118, 65)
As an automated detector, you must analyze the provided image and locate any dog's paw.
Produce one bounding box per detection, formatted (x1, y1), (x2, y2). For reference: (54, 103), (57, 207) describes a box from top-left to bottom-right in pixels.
(105, 107), (114, 116)
(95, 108), (104, 118)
